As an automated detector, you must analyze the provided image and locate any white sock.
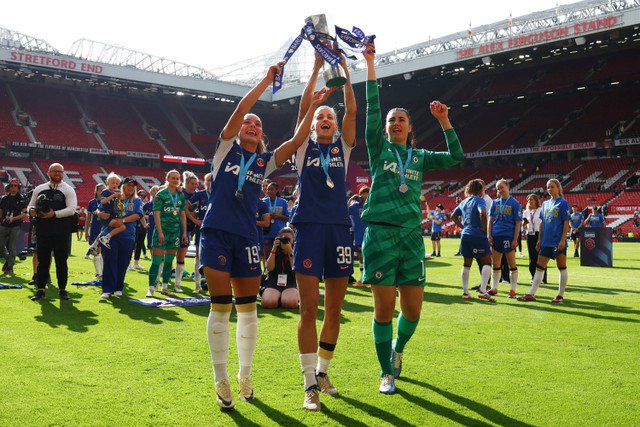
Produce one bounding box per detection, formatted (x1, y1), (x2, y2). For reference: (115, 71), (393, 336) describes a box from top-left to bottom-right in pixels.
(510, 270), (518, 292)
(491, 269), (500, 292)
(529, 269), (544, 296)
(558, 269), (568, 297)
(174, 263), (185, 288)
(207, 310), (231, 382)
(480, 265), (491, 293)
(300, 353), (318, 389)
(93, 254), (103, 275)
(194, 257), (201, 286)
(236, 309), (258, 378)
(461, 267), (470, 294)
(316, 356), (330, 375)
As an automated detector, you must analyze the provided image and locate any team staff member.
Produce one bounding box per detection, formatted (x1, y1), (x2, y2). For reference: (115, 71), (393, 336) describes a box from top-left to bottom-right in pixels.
(430, 204), (445, 257)
(451, 179), (493, 300)
(28, 163), (77, 301)
(0, 179), (27, 274)
(200, 61), (332, 410)
(522, 194), (547, 284)
(518, 179), (571, 303)
(362, 43), (463, 395)
(189, 173), (211, 294)
(99, 177), (143, 298)
(569, 204), (584, 258)
(146, 170), (188, 297)
(487, 179), (522, 298)
(584, 207), (605, 228)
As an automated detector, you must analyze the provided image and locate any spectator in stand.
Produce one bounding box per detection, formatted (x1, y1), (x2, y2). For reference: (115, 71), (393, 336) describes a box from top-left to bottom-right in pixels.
(0, 179), (27, 274)
(430, 204), (445, 257)
(129, 189), (149, 271)
(518, 179), (570, 303)
(569, 204), (584, 258)
(260, 227), (298, 309)
(584, 207), (605, 228)
(99, 177), (143, 299)
(85, 183), (105, 277)
(487, 179), (522, 298)
(451, 179), (493, 301)
(28, 163), (77, 301)
(348, 186), (369, 287)
(602, 203), (608, 217)
(262, 182), (289, 259)
(189, 173), (211, 294)
(76, 207), (86, 241)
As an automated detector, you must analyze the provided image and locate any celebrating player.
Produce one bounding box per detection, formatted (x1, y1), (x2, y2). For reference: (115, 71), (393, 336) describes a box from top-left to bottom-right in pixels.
(200, 61), (333, 410)
(362, 43), (463, 394)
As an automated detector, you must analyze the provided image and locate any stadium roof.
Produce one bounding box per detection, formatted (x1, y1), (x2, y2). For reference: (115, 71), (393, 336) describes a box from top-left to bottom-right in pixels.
(1, 0), (639, 102)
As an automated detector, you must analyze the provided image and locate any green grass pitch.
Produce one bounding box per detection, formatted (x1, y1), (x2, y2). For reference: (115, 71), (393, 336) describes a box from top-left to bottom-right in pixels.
(1, 238), (638, 426)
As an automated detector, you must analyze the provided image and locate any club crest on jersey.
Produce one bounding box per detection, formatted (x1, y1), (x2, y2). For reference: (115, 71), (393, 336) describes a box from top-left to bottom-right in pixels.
(412, 156), (419, 164)
(303, 259), (313, 269)
(331, 147), (339, 154)
(256, 158), (265, 167)
(217, 255), (227, 266)
(374, 271), (384, 280)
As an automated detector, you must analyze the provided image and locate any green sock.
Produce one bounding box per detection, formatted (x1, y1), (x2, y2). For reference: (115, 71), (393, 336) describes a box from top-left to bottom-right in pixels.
(162, 254), (176, 283)
(372, 318), (393, 376)
(395, 313), (420, 353)
(148, 255), (163, 287)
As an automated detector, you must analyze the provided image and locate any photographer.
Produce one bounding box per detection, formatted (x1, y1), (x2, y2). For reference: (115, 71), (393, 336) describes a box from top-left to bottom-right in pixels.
(0, 179), (27, 274)
(28, 163), (77, 301)
(260, 227), (298, 309)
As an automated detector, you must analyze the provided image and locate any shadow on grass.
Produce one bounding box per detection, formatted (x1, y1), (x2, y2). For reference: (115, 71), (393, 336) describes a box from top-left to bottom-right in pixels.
(401, 377), (534, 427)
(338, 394), (417, 426)
(216, 405), (262, 427)
(109, 291), (184, 325)
(34, 296), (99, 332)
(510, 298), (640, 323)
(250, 399), (306, 426)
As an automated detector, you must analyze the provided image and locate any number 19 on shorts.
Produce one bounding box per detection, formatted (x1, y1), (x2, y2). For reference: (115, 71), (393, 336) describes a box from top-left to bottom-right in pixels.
(245, 246), (260, 264)
(336, 246), (352, 265)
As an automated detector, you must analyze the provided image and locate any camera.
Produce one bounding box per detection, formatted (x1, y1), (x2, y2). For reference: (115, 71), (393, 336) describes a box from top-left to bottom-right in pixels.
(280, 236), (290, 245)
(35, 193), (52, 216)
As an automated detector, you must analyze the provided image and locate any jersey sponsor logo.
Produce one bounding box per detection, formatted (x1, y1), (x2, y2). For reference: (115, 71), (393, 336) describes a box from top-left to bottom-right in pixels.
(303, 258), (313, 269)
(383, 161), (398, 172)
(330, 146), (339, 154)
(306, 157), (321, 167)
(217, 255), (227, 266)
(256, 158), (265, 167)
(224, 163), (241, 175)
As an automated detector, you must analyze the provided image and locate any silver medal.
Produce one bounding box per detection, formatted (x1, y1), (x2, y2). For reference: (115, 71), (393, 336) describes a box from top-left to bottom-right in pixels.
(399, 183), (408, 193)
(326, 178), (334, 189)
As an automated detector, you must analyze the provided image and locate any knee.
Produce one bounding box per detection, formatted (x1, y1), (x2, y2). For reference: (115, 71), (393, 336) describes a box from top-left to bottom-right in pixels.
(261, 297), (278, 309)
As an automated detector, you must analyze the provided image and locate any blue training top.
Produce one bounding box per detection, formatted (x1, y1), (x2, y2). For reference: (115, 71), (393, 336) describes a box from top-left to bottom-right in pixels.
(587, 213), (605, 227)
(431, 212), (444, 233)
(540, 196), (571, 247)
(289, 136), (353, 226)
(489, 196), (522, 237)
(454, 196), (487, 238)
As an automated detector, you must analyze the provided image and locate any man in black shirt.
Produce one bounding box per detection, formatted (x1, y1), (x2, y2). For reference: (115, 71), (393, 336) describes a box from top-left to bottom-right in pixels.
(0, 179), (27, 274)
(27, 163), (78, 301)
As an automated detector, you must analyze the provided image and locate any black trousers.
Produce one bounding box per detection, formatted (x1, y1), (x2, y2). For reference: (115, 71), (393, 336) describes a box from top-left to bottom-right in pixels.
(526, 232), (547, 282)
(133, 226), (147, 261)
(36, 231), (70, 290)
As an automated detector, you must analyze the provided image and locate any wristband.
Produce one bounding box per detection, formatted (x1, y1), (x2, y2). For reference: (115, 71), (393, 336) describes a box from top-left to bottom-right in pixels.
(271, 251), (276, 254)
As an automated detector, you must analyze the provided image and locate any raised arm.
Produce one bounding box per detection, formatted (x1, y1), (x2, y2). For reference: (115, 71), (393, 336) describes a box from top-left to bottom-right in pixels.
(296, 53), (324, 127)
(221, 62), (285, 141)
(338, 52), (356, 147)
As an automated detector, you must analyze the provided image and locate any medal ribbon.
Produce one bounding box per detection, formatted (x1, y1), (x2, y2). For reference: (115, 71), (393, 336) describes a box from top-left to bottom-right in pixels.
(498, 196), (511, 220)
(318, 143), (333, 185)
(168, 190), (178, 214)
(237, 152), (257, 194)
(391, 145), (412, 187)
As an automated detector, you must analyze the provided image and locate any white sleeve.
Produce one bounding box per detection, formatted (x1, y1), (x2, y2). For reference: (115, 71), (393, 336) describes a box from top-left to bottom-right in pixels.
(55, 184), (77, 218)
(341, 136), (353, 176)
(211, 136), (236, 181)
(293, 139), (310, 179)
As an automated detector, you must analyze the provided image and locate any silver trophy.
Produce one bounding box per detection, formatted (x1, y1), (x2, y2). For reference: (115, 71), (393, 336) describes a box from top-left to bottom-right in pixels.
(305, 14), (347, 88)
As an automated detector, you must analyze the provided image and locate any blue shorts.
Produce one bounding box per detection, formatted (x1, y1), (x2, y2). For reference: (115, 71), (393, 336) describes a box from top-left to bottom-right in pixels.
(539, 246), (566, 260)
(89, 228), (101, 244)
(180, 226), (191, 249)
(460, 234), (491, 259)
(491, 235), (514, 253)
(199, 228), (262, 277)
(293, 223), (353, 279)
(354, 231), (365, 252)
(147, 227), (154, 249)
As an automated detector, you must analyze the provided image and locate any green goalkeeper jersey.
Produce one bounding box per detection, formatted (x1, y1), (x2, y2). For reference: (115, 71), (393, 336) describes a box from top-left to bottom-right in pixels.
(361, 80), (464, 229)
(153, 187), (186, 235)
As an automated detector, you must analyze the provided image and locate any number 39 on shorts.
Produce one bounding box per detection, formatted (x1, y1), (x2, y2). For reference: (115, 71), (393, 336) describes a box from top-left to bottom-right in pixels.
(336, 246), (351, 264)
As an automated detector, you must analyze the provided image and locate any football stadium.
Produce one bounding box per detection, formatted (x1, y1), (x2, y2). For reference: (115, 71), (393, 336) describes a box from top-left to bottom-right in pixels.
(1, 0), (639, 425)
